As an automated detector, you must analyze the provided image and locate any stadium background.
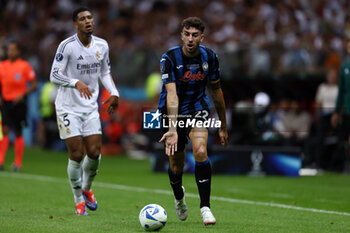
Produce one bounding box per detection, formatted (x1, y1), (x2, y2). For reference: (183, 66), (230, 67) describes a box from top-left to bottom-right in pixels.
(1, 0), (350, 169)
(1, 1), (350, 232)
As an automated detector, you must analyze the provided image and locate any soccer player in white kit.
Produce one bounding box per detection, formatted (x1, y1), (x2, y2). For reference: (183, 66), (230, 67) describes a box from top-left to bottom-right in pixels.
(50, 7), (119, 215)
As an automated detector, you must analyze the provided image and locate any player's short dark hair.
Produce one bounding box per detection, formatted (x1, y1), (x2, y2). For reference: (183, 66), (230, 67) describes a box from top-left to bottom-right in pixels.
(72, 7), (91, 22)
(181, 17), (205, 33)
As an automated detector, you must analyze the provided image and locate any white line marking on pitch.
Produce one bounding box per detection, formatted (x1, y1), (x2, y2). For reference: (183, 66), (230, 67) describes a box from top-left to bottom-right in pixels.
(267, 192), (294, 199)
(1, 172), (350, 217)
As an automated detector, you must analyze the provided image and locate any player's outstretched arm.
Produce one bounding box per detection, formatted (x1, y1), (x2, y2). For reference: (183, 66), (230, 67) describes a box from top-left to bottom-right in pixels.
(159, 83), (178, 156)
(210, 80), (228, 146)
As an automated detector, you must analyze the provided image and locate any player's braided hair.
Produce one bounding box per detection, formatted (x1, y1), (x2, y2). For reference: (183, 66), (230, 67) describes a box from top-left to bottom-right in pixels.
(181, 17), (205, 33)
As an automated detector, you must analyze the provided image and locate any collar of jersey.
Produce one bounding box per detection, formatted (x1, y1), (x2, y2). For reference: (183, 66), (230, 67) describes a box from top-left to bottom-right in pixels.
(74, 33), (94, 49)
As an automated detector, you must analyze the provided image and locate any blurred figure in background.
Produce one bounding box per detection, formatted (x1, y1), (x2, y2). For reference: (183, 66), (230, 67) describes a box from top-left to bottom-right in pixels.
(0, 41), (37, 171)
(314, 68), (338, 167)
(38, 82), (61, 150)
(316, 69), (339, 116)
(305, 69), (339, 169)
(281, 99), (311, 146)
(331, 39), (350, 169)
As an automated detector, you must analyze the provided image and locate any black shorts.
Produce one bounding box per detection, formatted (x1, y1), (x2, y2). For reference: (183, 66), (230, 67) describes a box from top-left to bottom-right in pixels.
(161, 109), (209, 152)
(1, 99), (27, 130)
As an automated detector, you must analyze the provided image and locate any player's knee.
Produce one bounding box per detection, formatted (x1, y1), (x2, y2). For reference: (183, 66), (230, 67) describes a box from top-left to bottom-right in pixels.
(170, 164), (184, 174)
(86, 144), (101, 158)
(69, 149), (84, 162)
(193, 144), (207, 161)
(69, 145), (84, 162)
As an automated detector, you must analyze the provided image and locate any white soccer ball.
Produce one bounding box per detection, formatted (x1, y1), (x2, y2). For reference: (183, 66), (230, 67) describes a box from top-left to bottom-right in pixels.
(139, 204), (167, 231)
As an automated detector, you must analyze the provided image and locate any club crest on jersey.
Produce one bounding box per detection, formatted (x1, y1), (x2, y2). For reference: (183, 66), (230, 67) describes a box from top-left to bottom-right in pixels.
(180, 71), (206, 82)
(55, 53), (64, 62)
(14, 73), (21, 81)
(202, 62), (208, 71)
(96, 50), (100, 59)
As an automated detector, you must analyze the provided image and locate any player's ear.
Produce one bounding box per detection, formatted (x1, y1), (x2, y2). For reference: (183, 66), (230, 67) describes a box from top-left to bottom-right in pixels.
(200, 33), (204, 43)
(180, 30), (185, 42)
(74, 21), (78, 29)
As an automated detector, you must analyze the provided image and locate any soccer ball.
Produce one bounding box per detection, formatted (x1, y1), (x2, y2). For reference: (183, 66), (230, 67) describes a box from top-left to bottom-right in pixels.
(139, 204), (167, 231)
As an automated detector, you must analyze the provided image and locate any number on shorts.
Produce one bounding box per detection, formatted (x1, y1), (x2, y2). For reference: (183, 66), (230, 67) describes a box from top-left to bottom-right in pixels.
(63, 113), (70, 127)
(194, 110), (209, 119)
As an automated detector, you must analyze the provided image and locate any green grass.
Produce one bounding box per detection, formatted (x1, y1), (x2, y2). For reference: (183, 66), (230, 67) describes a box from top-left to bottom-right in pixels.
(0, 147), (350, 233)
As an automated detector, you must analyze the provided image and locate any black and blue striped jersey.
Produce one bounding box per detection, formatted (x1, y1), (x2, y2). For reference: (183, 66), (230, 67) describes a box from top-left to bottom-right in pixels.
(158, 45), (221, 115)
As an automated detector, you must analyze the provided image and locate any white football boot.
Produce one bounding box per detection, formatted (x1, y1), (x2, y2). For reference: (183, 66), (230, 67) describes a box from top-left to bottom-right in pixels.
(200, 206), (216, 225)
(175, 186), (188, 221)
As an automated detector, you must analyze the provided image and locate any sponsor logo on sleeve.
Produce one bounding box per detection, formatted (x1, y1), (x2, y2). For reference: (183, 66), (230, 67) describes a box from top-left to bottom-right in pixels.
(55, 53), (64, 62)
(202, 62), (208, 71)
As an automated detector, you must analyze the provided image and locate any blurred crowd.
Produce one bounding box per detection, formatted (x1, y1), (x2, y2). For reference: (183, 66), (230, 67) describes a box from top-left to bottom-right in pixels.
(229, 67), (343, 171)
(1, 0), (350, 82)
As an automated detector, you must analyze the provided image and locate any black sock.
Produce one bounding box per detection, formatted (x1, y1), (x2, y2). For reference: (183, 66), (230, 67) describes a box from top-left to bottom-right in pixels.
(168, 167), (184, 200)
(195, 159), (211, 208)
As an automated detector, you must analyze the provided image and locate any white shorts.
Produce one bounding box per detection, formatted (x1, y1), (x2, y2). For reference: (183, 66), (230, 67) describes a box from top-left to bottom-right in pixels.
(56, 110), (102, 139)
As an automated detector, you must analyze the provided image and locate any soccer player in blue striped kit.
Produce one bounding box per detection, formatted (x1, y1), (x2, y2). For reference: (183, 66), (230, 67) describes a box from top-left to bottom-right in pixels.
(158, 17), (228, 225)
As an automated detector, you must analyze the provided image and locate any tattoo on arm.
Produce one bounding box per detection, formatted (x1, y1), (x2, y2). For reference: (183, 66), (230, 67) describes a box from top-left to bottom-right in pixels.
(169, 101), (178, 107)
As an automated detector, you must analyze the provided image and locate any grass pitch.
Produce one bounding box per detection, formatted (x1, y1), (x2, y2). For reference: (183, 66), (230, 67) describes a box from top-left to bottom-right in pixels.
(0, 147), (349, 233)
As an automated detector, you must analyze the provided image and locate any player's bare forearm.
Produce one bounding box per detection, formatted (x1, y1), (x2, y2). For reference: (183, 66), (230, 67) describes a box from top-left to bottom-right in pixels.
(159, 83), (179, 156)
(167, 96), (178, 132)
(212, 87), (229, 146)
(165, 83), (178, 132)
(159, 95), (179, 156)
(212, 87), (227, 129)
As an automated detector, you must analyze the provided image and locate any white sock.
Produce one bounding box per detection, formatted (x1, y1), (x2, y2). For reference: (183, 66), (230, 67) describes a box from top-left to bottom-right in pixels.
(67, 159), (84, 204)
(82, 155), (101, 191)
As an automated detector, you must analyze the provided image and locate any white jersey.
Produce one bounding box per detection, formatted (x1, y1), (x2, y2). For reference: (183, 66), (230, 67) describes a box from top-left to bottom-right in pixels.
(50, 34), (118, 113)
